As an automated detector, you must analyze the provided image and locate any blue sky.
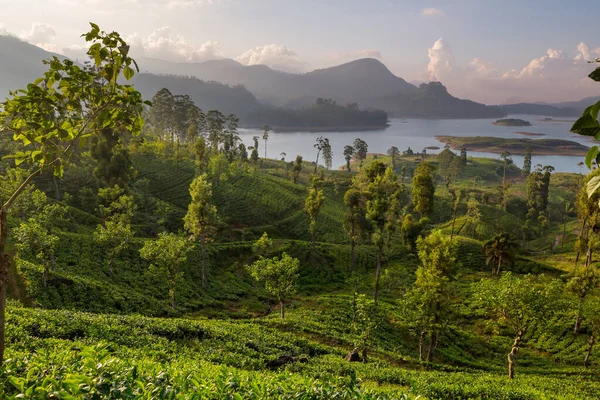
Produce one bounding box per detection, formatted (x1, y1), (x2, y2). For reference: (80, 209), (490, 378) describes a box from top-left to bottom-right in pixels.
(0, 0), (599, 103)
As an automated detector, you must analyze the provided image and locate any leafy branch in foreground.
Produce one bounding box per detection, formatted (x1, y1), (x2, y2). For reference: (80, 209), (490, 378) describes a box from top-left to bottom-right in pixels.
(0, 22), (148, 365)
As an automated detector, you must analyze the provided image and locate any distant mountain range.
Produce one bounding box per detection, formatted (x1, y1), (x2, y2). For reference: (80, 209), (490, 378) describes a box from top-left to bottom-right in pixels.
(1, 35), (594, 122)
(500, 97), (600, 117)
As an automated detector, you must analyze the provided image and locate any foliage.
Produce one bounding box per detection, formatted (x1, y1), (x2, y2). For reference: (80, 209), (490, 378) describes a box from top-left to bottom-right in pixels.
(412, 162), (435, 218)
(247, 253), (299, 318)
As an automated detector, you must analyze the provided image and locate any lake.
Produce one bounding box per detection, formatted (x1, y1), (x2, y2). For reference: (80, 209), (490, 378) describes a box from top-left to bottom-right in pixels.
(238, 115), (595, 173)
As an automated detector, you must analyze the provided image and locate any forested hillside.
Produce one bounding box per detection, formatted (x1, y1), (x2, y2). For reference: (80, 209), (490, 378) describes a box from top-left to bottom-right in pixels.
(1, 24), (600, 399)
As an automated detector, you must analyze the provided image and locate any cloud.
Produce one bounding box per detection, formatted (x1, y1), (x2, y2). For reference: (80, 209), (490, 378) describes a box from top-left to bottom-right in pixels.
(421, 8), (445, 17)
(427, 38), (453, 80)
(19, 22), (57, 52)
(423, 37), (600, 103)
(125, 27), (223, 62)
(235, 44), (308, 72)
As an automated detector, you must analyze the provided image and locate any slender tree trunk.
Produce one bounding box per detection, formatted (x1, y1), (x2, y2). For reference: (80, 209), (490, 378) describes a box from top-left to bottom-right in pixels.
(562, 216), (567, 245)
(419, 330), (426, 361)
(426, 331), (437, 362)
(575, 298), (584, 333)
(201, 232), (207, 289)
(0, 207), (9, 366)
(508, 330), (523, 379)
(169, 274), (176, 310)
(52, 175), (61, 201)
(264, 140), (267, 160)
(497, 256), (503, 276)
(576, 217), (588, 264)
(350, 235), (356, 273)
(450, 205), (458, 241)
(361, 347), (368, 363)
(584, 334), (595, 367)
(280, 300), (285, 319)
(314, 151), (320, 173)
(374, 244), (382, 306)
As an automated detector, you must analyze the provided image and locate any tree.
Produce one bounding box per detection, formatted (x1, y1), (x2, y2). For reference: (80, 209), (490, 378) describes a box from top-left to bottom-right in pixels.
(582, 297), (600, 367)
(344, 145), (355, 172)
(353, 138), (368, 170)
(250, 136), (259, 163)
(500, 151), (513, 183)
(364, 162), (400, 305)
(305, 175), (325, 260)
(0, 24), (147, 365)
(313, 136), (331, 172)
(522, 147), (532, 176)
(252, 232), (273, 257)
(322, 139), (333, 170)
(472, 273), (563, 379)
(247, 253), (299, 318)
(344, 188), (366, 273)
(291, 155), (303, 183)
(94, 186), (136, 275)
(566, 267), (600, 333)
(482, 233), (518, 275)
(387, 146), (400, 169)
(437, 148), (455, 187)
(183, 174), (219, 289)
(262, 125), (270, 159)
(402, 230), (457, 362)
(351, 294), (379, 362)
(412, 162), (435, 218)
(448, 188), (463, 240)
(14, 219), (59, 287)
(89, 128), (135, 189)
(206, 110), (226, 153)
(140, 232), (190, 310)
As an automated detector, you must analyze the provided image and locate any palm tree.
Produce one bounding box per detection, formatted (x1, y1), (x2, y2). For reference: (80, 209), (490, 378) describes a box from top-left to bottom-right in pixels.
(483, 233), (519, 275)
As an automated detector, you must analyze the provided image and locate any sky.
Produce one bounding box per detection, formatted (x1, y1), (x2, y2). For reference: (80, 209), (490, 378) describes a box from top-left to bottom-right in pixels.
(0, 0), (599, 104)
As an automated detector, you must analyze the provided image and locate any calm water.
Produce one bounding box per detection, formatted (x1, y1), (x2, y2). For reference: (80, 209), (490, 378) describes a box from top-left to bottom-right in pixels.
(238, 115), (594, 173)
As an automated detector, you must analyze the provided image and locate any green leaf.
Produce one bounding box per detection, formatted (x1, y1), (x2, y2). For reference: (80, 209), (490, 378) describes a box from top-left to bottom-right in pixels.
(571, 114), (600, 137)
(123, 66), (135, 80)
(586, 146), (599, 169)
(589, 66), (600, 82)
(587, 176), (600, 198)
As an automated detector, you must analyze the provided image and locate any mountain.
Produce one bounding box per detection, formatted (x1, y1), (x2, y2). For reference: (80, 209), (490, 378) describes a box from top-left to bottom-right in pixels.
(372, 82), (506, 119)
(0, 35), (60, 99)
(137, 57), (417, 107)
(0, 36), (261, 117)
(499, 96), (600, 117)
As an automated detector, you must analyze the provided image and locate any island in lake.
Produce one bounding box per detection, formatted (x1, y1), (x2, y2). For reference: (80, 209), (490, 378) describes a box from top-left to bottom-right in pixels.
(514, 131), (544, 137)
(492, 118), (532, 126)
(435, 136), (589, 156)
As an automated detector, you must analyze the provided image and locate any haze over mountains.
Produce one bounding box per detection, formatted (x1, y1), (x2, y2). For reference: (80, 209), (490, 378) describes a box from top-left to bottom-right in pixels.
(0, 35), (592, 122)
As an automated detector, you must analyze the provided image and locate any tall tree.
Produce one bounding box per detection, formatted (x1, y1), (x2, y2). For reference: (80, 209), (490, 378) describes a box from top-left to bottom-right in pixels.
(205, 110), (226, 153)
(482, 233), (519, 275)
(387, 146), (400, 169)
(14, 219), (59, 288)
(365, 162), (400, 305)
(344, 187), (366, 273)
(322, 139), (333, 170)
(183, 174), (219, 289)
(448, 187), (463, 240)
(0, 23), (147, 365)
(305, 175), (325, 260)
(566, 267), (600, 334)
(402, 230), (457, 362)
(140, 232), (190, 310)
(522, 147), (532, 176)
(353, 138), (368, 170)
(247, 253), (299, 318)
(344, 145), (355, 172)
(313, 136), (331, 172)
(500, 151), (513, 184)
(412, 162), (435, 218)
(472, 273), (563, 379)
(250, 136), (259, 163)
(291, 155), (303, 183)
(262, 125), (270, 159)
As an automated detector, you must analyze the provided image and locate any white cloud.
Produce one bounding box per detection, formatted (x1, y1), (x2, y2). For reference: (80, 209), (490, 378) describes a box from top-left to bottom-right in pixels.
(126, 27), (223, 62)
(421, 8), (445, 17)
(427, 38), (453, 80)
(19, 22), (57, 52)
(423, 38), (600, 103)
(235, 44), (308, 72)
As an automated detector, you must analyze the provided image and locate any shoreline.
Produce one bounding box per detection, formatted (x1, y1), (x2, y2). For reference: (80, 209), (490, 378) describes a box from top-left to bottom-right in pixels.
(240, 124), (390, 132)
